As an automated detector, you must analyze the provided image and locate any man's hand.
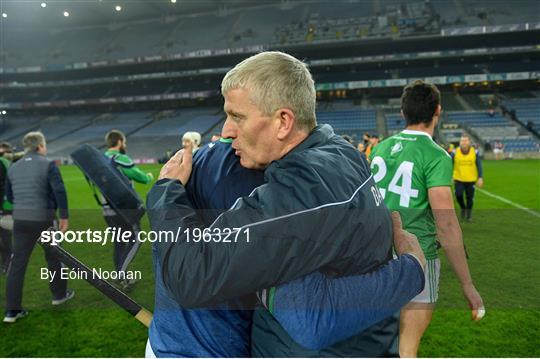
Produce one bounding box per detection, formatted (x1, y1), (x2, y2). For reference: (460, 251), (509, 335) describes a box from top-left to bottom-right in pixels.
(463, 283), (485, 321)
(476, 178), (484, 188)
(59, 218), (69, 233)
(391, 211), (426, 269)
(158, 144), (193, 185)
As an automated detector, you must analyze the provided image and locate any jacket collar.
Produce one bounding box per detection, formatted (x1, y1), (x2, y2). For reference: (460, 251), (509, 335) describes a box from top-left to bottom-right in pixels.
(25, 151), (44, 158)
(266, 125), (335, 172)
(287, 124), (335, 156)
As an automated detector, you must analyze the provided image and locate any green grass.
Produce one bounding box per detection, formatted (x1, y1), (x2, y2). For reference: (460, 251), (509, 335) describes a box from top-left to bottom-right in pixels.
(421, 159), (540, 357)
(0, 160), (539, 357)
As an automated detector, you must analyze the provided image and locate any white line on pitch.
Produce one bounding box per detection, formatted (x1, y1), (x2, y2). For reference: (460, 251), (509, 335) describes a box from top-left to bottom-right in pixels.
(477, 188), (540, 219)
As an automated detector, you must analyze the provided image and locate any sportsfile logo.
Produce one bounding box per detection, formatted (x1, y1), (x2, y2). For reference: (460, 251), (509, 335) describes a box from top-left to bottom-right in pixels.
(40, 227), (251, 246)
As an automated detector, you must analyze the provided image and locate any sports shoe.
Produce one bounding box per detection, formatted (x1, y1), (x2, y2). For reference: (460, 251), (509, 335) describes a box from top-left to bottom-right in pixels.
(3, 310), (28, 323)
(51, 289), (75, 305)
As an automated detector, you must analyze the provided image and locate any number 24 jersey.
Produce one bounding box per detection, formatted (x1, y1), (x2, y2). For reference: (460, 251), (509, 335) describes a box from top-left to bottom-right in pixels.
(369, 130), (453, 260)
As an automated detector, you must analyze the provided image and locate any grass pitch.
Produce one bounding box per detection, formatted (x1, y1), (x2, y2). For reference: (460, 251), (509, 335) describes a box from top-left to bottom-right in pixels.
(0, 159), (538, 357)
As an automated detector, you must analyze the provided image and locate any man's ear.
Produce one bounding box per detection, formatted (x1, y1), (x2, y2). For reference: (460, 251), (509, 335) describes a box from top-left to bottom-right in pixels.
(434, 104), (442, 118)
(275, 108), (296, 140)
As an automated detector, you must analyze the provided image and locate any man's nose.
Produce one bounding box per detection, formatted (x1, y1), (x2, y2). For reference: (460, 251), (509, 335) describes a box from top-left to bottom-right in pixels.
(221, 118), (237, 139)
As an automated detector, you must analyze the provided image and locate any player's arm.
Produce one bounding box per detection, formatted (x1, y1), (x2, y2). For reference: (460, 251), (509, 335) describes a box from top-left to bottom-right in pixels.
(114, 154), (153, 184)
(47, 162), (68, 220)
(47, 161), (69, 232)
(475, 150), (484, 187)
(5, 173), (13, 204)
(269, 212), (425, 350)
(428, 186), (484, 316)
(272, 260), (425, 350)
(272, 256), (423, 350)
(0, 162), (6, 204)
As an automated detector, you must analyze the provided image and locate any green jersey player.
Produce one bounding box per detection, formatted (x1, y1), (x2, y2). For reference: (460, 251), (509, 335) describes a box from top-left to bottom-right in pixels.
(369, 80), (484, 357)
(103, 130), (153, 289)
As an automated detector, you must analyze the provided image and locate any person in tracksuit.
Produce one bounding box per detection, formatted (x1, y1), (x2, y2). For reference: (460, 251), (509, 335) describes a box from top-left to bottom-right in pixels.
(148, 52), (426, 356)
(103, 130), (153, 289)
(4, 132), (74, 323)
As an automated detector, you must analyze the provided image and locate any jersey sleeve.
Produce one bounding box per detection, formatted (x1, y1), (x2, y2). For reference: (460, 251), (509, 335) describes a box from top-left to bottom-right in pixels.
(270, 254), (425, 350)
(475, 150), (484, 178)
(425, 151), (453, 188)
(114, 154), (152, 184)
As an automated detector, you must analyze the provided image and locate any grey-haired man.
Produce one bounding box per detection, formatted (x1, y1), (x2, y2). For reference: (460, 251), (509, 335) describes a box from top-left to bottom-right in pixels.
(4, 131), (74, 323)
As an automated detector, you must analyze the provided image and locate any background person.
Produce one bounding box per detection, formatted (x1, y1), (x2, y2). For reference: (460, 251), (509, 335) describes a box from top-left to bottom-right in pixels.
(493, 140), (504, 160)
(4, 131), (74, 323)
(452, 134), (484, 221)
(103, 130), (153, 290)
(369, 81), (484, 357)
(0, 142), (13, 274)
(364, 134), (379, 157)
(362, 132), (371, 147)
(181, 131), (201, 153)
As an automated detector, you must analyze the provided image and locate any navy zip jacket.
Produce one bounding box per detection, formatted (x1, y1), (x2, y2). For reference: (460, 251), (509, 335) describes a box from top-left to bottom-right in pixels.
(148, 139), (263, 357)
(147, 125), (424, 356)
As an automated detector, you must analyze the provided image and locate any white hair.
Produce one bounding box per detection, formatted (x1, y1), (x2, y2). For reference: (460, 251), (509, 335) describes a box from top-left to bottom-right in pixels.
(22, 131), (46, 152)
(182, 131), (201, 148)
(221, 51), (317, 132)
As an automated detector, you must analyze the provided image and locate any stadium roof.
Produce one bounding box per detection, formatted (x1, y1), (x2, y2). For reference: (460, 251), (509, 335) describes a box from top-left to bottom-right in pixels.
(0, 0), (286, 28)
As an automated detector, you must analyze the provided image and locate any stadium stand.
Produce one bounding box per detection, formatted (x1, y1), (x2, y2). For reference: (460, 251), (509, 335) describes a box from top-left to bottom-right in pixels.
(1, 1), (537, 67)
(382, 101), (539, 154)
(46, 112), (155, 158)
(446, 111), (539, 153)
(317, 108), (377, 139)
(0, 117), (42, 143)
(385, 113), (406, 134)
(446, 111), (509, 127)
(126, 108), (222, 159)
(503, 98), (540, 132)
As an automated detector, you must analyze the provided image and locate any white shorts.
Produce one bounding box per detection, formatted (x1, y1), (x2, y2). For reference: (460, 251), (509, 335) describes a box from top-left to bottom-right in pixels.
(145, 339), (156, 358)
(411, 258), (440, 304)
(493, 148), (503, 154)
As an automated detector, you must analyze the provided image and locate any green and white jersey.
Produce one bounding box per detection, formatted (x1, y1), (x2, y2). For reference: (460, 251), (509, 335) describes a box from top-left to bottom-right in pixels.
(105, 149), (152, 185)
(369, 129), (452, 260)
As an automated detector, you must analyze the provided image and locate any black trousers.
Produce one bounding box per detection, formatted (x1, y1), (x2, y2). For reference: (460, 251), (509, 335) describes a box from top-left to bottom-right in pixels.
(0, 227), (12, 270)
(454, 180), (476, 217)
(104, 214), (140, 273)
(5, 220), (67, 311)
